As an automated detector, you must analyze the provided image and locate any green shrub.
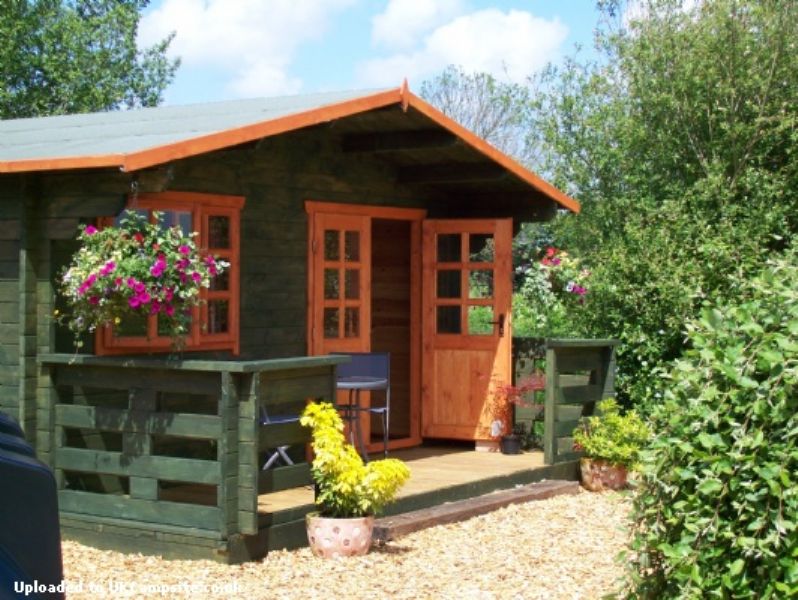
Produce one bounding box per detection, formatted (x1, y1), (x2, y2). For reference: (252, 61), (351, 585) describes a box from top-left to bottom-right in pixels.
(572, 398), (649, 467)
(625, 251), (798, 598)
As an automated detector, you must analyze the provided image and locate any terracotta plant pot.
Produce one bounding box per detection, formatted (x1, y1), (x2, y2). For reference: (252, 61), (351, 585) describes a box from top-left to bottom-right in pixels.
(306, 513), (375, 558)
(579, 457), (628, 491)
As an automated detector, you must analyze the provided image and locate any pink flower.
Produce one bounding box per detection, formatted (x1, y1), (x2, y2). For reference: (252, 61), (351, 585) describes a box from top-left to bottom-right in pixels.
(178, 245), (190, 255)
(129, 296), (141, 309)
(78, 273), (98, 295)
(191, 272), (201, 283)
(99, 261), (116, 276)
(134, 282), (146, 294)
(114, 277), (123, 288)
(551, 258), (561, 266)
(176, 258), (190, 271)
(150, 300), (162, 315)
(133, 232), (144, 244)
(88, 296), (99, 305)
(84, 225), (98, 236)
(164, 304), (175, 317)
(127, 277), (136, 288)
(164, 287), (174, 302)
(137, 291), (151, 305)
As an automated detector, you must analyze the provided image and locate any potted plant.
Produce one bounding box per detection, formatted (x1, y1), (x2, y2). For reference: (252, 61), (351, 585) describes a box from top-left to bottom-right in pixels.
(299, 401), (410, 558)
(55, 210), (226, 349)
(490, 373), (545, 455)
(572, 398), (650, 491)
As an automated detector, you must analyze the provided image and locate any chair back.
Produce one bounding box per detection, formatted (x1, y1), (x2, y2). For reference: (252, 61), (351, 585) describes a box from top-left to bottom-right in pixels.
(333, 352), (390, 381)
(0, 448), (64, 599)
(0, 412), (24, 438)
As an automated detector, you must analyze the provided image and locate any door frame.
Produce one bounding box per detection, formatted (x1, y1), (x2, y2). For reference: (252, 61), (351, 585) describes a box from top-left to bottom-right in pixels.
(305, 200), (426, 450)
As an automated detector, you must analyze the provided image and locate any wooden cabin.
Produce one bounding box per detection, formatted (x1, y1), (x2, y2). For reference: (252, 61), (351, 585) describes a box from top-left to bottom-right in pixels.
(0, 83), (591, 560)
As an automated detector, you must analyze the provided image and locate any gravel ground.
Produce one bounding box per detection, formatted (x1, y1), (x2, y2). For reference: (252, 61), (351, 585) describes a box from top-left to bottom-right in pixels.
(61, 489), (631, 600)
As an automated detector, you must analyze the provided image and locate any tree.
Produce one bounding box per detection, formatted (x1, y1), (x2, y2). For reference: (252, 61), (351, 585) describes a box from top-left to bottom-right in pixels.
(420, 65), (534, 164)
(0, 0), (179, 119)
(528, 0), (798, 406)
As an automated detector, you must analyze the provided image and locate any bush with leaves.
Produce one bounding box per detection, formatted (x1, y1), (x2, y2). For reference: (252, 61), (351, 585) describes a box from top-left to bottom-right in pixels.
(525, 0), (798, 409)
(572, 398), (649, 467)
(625, 250), (798, 598)
(300, 401), (410, 518)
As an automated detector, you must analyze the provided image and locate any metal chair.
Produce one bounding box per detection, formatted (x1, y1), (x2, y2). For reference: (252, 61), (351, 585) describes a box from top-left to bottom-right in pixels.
(333, 352), (390, 460)
(258, 406), (297, 470)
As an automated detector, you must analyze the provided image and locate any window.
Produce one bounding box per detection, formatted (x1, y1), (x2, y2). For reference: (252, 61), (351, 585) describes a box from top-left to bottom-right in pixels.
(96, 191), (244, 355)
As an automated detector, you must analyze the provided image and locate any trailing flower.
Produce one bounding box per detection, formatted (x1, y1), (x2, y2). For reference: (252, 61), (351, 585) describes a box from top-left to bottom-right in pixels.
(300, 401), (410, 518)
(56, 210), (227, 348)
(540, 247), (589, 300)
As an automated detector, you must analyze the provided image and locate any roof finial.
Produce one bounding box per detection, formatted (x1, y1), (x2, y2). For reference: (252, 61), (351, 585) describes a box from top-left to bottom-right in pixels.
(400, 78), (410, 112)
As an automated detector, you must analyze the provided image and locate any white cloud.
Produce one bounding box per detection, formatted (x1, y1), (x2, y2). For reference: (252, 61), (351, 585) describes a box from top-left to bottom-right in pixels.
(371, 0), (465, 50)
(358, 9), (568, 88)
(139, 0), (356, 97)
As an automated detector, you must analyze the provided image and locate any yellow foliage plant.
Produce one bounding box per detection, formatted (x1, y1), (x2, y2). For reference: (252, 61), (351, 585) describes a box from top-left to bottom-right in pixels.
(300, 401), (410, 518)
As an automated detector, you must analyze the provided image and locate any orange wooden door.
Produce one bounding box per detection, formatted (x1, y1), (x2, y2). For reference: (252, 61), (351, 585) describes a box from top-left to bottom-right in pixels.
(309, 212), (371, 355)
(421, 219), (513, 441)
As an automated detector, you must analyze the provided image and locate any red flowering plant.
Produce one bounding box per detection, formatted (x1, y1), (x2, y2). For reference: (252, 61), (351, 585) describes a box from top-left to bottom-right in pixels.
(56, 210), (227, 349)
(485, 373), (546, 439)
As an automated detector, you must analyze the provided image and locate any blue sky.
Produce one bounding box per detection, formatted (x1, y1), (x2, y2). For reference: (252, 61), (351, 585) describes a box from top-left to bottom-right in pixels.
(139, 1), (602, 106)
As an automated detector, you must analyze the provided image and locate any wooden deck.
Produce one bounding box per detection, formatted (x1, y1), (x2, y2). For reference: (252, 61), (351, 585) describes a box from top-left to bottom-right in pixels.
(259, 445), (554, 514)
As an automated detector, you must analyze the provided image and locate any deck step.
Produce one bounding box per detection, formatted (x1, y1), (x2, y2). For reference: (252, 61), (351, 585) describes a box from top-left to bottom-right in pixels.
(373, 479), (579, 543)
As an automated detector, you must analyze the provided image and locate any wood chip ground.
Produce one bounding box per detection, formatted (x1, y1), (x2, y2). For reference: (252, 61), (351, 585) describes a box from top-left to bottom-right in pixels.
(61, 489), (631, 599)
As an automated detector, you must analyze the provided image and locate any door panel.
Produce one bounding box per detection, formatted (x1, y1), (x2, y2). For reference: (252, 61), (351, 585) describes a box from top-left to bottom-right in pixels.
(310, 213), (371, 355)
(421, 219), (513, 441)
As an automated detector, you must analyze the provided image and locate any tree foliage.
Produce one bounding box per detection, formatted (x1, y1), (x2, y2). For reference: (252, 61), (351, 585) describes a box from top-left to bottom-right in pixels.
(528, 0), (798, 406)
(0, 0), (178, 118)
(420, 64), (535, 163)
(626, 249), (798, 598)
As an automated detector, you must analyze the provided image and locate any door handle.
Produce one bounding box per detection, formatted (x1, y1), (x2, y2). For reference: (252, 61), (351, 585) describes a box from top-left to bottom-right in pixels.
(490, 313), (505, 337)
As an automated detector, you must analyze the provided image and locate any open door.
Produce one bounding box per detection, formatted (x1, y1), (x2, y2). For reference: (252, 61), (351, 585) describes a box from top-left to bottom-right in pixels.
(421, 219), (513, 441)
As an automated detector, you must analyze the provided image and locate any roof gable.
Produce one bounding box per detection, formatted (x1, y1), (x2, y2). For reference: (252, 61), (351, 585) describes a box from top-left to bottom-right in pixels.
(0, 84), (579, 212)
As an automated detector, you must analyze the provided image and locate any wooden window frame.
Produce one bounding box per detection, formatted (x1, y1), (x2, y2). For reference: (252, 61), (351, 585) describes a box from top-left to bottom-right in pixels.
(95, 191), (244, 356)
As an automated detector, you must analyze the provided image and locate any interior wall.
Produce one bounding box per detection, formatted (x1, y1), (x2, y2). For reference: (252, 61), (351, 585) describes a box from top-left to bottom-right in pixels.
(370, 218), (412, 439)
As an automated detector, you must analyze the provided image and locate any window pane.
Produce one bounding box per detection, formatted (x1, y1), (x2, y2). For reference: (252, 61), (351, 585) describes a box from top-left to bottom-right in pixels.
(207, 300), (229, 334)
(437, 269), (461, 299)
(344, 231), (360, 262)
(114, 312), (148, 337)
(468, 305), (494, 335)
(323, 308), (339, 338)
(209, 270), (229, 292)
(324, 269), (340, 299)
(345, 269), (359, 300)
(436, 306), (461, 334)
(324, 230), (339, 261)
(469, 270), (493, 299)
(208, 216), (230, 248)
(344, 307), (359, 338)
(161, 210), (192, 235)
(469, 234), (494, 262)
(437, 234), (461, 262)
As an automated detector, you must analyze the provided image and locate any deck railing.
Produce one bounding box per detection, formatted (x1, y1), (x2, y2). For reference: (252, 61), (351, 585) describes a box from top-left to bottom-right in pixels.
(512, 338), (619, 465)
(37, 353), (346, 561)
